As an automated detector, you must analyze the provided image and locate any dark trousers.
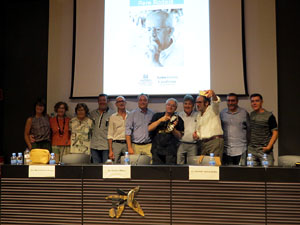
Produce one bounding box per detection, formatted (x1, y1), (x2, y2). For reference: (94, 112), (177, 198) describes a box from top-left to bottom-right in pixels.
(152, 152), (176, 165)
(222, 154), (241, 165)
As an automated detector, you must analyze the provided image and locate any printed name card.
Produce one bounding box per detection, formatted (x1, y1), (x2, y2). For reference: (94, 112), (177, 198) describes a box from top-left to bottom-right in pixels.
(28, 165), (55, 178)
(103, 165), (131, 179)
(189, 166), (220, 180)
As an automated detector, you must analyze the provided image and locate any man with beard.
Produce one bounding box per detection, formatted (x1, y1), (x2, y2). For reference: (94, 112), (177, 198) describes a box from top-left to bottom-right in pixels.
(90, 94), (114, 163)
(220, 93), (250, 165)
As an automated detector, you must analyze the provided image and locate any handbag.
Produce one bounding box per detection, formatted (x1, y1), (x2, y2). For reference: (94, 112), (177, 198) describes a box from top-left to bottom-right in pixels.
(29, 149), (51, 164)
(197, 155), (222, 166)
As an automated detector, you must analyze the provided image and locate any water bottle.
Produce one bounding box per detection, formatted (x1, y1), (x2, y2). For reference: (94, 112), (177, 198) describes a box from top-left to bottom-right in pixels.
(49, 153), (56, 165)
(17, 152), (23, 165)
(247, 153), (254, 167)
(105, 159), (113, 165)
(262, 154), (269, 167)
(209, 153), (216, 166)
(11, 153), (17, 165)
(124, 152), (130, 165)
(24, 148), (31, 165)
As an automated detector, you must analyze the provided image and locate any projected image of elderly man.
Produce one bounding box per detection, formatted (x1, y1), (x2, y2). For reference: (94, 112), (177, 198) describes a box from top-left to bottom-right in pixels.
(145, 10), (183, 67)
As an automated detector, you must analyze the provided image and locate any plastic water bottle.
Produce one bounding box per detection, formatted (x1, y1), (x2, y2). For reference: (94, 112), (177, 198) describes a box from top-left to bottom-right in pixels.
(105, 159), (113, 165)
(247, 153), (254, 167)
(17, 152), (23, 165)
(124, 152), (130, 165)
(49, 153), (56, 165)
(209, 153), (216, 166)
(11, 153), (17, 165)
(24, 148), (31, 165)
(262, 154), (269, 167)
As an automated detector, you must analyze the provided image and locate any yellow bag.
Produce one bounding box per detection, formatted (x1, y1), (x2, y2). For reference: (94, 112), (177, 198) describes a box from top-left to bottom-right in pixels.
(197, 155), (222, 166)
(30, 149), (51, 164)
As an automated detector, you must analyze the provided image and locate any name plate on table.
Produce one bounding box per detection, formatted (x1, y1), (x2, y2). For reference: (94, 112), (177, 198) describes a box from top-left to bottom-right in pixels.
(189, 166), (220, 180)
(103, 165), (131, 179)
(28, 165), (55, 178)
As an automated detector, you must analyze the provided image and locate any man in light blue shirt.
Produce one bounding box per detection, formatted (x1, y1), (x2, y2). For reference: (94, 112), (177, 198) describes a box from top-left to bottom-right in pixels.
(220, 93), (250, 165)
(125, 94), (154, 158)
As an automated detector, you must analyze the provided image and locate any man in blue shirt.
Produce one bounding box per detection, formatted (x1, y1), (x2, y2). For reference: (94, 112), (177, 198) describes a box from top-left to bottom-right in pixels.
(125, 94), (154, 158)
(220, 93), (250, 165)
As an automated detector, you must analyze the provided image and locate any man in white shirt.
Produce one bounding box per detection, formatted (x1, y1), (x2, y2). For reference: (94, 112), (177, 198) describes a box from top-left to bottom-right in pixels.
(193, 90), (224, 159)
(177, 95), (198, 164)
(107, 96), (129, 163)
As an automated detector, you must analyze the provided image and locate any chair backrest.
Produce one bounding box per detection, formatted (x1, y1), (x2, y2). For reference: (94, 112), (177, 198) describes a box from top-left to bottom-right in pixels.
(61, 153), (90, 164)
(120, 154), (151, 165)
(278, 155), (300, 166)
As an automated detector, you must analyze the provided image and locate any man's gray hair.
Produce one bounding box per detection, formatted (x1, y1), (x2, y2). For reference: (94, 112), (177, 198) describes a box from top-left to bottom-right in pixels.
(183, 94), (194, 104)
(137, 93), (149, 101)
(166, 98), (178, 107)
(116, 96), (126, 101)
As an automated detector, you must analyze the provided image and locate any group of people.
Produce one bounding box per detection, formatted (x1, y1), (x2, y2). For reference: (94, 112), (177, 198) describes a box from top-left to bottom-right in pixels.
(24, 90), (278, 166)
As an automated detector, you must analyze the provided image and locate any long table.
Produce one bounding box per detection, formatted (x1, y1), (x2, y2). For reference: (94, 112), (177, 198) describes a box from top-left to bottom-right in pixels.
(1, 165), (300, 225)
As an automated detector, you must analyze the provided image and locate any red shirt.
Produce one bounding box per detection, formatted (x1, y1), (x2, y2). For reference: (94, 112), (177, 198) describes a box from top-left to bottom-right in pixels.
(50, 117), (70, 146)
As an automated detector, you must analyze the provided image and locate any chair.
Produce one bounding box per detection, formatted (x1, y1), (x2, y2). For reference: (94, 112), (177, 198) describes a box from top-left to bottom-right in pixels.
(61, 153), (91, 164)
(120, 154), (151, 165)
(278, 155), (300, 167)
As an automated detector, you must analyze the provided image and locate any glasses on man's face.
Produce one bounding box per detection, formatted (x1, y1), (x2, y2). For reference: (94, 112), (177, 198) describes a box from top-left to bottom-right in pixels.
(167, 103), (176, 108)
(147, 27), (170, 33)
(116, 100), (125, 104)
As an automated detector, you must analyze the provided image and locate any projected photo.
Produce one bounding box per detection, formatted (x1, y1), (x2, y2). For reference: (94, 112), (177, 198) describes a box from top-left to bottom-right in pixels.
(129, 8), (184, 67)
(103, 0), (210, 96)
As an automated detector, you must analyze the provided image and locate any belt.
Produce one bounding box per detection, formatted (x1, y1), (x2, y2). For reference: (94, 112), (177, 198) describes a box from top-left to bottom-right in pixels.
(201, 135), (223, 143)
(180, 141), (197, 144)
(113, 140), (126, 144)
(132, 142), (151, 145)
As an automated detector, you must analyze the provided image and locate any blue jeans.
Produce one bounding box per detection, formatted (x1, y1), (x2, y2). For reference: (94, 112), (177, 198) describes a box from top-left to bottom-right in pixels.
(91, 149), (109, 164)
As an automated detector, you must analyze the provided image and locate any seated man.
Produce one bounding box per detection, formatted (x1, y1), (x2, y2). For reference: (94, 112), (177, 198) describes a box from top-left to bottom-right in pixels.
(148, 98), (184, 165)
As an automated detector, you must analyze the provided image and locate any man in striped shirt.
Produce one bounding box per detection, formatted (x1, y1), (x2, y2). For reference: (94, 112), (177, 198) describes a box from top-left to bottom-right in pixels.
(248, 93), (278, 166)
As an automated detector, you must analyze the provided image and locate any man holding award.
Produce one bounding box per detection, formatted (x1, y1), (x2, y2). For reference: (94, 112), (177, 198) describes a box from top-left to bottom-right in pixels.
(193, 90), (224, 159)
(148, 98), (184, 165)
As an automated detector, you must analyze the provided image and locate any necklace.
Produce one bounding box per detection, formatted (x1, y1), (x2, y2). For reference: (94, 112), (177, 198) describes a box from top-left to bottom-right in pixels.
(56, 116), (65, 136)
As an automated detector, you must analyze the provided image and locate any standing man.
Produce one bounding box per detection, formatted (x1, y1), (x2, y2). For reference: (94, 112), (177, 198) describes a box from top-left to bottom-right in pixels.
(90, 94), (114, 164)
(107, 96), (129, 163)
(125, 94), (154, 158)
(193, 90), (224, 159)
(177, 95), (198, 164)
(148, 98), (184, 165)
(220, 93), (250, 165)
(248, 93), (278, 166)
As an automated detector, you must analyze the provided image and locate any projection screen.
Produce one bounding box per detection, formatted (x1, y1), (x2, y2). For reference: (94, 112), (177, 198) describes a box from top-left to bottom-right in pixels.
(71, 0), (247, 98)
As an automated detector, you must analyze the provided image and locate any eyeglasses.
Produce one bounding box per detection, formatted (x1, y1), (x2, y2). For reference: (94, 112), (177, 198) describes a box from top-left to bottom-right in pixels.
(196, 101), (203, 104)
(166, 103), (176, 108)
(116, 100), (125, 103)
